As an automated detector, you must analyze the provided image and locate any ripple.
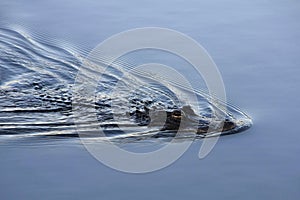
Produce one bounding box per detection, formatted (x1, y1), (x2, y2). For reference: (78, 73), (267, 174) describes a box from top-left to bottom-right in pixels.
(0, 26), (252, 144)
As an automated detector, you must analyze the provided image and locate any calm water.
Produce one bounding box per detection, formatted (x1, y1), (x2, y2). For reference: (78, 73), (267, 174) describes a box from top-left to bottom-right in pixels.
(1, 0), (300, 199)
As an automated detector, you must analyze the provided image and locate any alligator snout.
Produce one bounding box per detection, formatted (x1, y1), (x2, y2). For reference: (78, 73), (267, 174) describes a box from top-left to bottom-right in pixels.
(129, 104), (237, 135)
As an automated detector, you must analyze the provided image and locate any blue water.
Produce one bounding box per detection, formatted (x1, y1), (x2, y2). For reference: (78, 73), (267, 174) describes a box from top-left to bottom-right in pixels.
(1, 0), (300, 199)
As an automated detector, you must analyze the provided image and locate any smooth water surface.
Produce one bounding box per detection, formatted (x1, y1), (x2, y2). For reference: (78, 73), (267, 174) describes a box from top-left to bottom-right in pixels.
(0, 0), (300, 199)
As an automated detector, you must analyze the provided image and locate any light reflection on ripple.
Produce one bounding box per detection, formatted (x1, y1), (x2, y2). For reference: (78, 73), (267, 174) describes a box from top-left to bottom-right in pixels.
(0, 26), (252, 145)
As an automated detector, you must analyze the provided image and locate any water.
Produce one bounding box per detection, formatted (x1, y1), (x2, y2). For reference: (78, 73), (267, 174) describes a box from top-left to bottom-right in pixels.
(1, 0), (300, 199)
(0, 26), (251, 140)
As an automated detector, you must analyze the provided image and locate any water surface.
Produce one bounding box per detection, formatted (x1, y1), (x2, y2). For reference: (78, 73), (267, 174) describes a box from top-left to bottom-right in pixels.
(0, 0), (299, 199)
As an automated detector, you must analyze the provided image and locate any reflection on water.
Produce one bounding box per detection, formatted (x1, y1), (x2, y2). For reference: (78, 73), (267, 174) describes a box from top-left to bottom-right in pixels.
(1, 0), (300, 199)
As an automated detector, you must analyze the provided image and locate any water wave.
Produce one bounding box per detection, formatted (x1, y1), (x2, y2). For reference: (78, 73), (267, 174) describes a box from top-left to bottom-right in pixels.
(0, 27), (252, 143)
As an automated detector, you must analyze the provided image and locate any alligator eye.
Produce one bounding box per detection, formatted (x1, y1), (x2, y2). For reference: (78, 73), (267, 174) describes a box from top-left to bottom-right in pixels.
(171, 110), (181, 118)
(222, 121), (236, 132)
